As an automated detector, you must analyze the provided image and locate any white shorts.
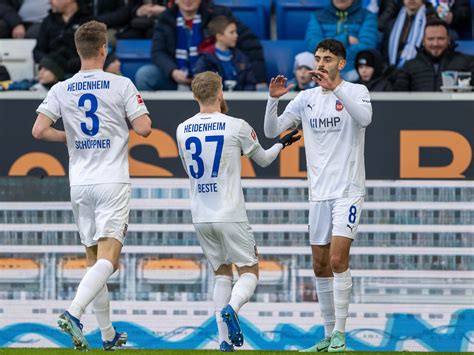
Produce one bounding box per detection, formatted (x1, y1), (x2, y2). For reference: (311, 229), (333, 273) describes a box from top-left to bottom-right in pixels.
(71, 183), (131, 247)
(194, 222), (259, 271)
(309, 196), (364, 245)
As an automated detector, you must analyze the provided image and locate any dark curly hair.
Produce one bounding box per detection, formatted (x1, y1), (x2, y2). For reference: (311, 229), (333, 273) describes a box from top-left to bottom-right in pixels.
(315, 39), (346, 59)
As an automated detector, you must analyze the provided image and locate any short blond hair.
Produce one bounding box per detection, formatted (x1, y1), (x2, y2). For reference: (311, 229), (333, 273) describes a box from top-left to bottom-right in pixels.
(74, 21), (107, 59)
(191, 71), (222, 105)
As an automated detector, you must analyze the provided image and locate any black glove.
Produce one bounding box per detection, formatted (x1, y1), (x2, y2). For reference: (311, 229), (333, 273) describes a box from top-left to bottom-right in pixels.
(278, 129), (301, 149)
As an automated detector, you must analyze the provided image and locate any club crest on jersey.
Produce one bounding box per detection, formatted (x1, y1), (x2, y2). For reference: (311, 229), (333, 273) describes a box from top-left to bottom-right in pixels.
(335, 100), (344, 112)
(251, 129), (257, 141)
(136, 94), (144, 104)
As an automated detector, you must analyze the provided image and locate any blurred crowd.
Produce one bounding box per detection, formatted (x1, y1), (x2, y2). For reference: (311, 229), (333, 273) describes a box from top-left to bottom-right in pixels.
(0, 0), (472, 92)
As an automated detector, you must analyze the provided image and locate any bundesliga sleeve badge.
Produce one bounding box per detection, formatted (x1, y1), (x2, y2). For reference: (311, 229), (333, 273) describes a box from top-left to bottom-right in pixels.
(136, 94), (144, 105)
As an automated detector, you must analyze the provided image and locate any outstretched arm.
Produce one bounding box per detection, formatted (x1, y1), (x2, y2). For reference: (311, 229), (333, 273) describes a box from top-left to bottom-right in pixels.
(249, 130), (301, 167)
(264, 76), (301, 138)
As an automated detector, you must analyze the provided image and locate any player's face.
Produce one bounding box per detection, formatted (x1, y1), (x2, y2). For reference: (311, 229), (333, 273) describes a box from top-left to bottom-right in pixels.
(217, 23), (238, 48)
(423, 25), (449, 58)
(314, 49), (345, 81)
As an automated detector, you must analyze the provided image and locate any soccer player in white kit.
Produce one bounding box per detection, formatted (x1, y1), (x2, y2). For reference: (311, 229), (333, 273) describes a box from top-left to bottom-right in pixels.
(176, 71), (300, 352)
(32, 21), (152, 351)
(264, 39), (372, 352)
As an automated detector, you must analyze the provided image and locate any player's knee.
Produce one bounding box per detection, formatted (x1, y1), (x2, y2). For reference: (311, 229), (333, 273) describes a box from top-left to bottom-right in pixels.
(312, 260), (331, 277)
(329, 254), (348, 273)
(215, 264), (233, 276)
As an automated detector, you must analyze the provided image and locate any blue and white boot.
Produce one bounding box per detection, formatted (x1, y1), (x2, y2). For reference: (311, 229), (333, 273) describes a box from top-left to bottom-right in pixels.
(219, 341), (235, 352)
(57, 311), (89, 351)
(103, 330), (128, 351)
(221, 305), (243, 347)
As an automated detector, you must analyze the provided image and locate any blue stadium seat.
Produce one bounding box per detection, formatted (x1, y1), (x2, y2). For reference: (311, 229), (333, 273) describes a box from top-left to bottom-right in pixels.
(276, 0), (329, 39)
(455, 40), (474, 55)
(262, 40), (307, 81)
(213, 0), (270, 39)
(115, 40), (152, 83)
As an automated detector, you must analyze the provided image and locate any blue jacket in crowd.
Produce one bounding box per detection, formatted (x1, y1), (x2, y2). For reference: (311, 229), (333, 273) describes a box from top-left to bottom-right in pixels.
(305, 0), (378, 76)
(193, 47), (257, 91)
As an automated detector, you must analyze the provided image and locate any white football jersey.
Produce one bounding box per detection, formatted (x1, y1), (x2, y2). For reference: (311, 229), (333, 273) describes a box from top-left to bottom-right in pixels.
(37, 70), (149, 186)
(176, 112), (260, 223)
(283, 82), (372, 201)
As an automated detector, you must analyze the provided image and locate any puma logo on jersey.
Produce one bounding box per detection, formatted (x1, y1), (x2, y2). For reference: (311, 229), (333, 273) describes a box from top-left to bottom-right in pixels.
(347, 224), (354, 232)
(307, 104), (315, 110)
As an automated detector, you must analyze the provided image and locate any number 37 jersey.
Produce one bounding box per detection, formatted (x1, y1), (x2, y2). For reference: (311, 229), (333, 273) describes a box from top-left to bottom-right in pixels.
(176, 112), (261, 223)
(36, 70), (149, 186)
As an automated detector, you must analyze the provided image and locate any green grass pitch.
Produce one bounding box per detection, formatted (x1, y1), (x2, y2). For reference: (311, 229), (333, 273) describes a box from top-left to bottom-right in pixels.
(0, 350), (470, 355)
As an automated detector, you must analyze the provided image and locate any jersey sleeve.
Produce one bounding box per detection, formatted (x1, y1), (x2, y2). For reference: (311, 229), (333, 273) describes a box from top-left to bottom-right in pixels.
(36, 84), (61, 123)
(123, 79), (149, 122)
(238, 120), (262, 157)
(282, 91), (305, 126)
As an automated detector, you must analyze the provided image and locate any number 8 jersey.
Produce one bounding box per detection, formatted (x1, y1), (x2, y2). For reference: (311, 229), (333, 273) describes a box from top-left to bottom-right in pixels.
(36, 70), (149, 186)
(176, 112), (261, 223)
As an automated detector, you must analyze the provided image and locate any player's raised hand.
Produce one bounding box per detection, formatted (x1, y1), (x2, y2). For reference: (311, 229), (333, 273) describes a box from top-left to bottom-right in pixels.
(279, 129), (301, 149)
(269, 75), (294, 98)
(309, 70), (337, 91)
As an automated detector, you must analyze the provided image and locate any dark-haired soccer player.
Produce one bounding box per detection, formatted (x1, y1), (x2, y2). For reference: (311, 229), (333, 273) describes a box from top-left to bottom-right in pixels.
(264, 39), (373, 352)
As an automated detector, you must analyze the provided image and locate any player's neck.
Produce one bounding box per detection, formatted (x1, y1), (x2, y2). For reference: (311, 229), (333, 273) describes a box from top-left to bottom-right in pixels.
(199, 104), (221, 114)
(80, 59), (104, 72)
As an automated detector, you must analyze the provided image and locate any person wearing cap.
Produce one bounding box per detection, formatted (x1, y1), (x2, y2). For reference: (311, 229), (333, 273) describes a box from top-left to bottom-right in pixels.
(355, 49), (392, 91)
(304, 0), (378, 81)
(288, 51), (316, 92)
(31, 55), (66, 91)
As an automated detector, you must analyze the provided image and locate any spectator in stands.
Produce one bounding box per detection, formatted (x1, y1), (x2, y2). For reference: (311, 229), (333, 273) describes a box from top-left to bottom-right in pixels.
(116, 0), (170, 39)
(393, 19), (474, 91)
(33, 0), (91, 78)
(428, 0), (470, 39)
(83, 0), (130, 43)
(0, 0), (50, 38)
(381, 0), (438, 69)
(354, 48), (392, 91)
(104, 52), (121, 75)
(6, 54), (65, 92)
(304, 0), (378, 81)
(288, 51), (316, 91)
(379, 0), (470, 40)
(135, 0), (266, 91)
(193, 16), (256, 91)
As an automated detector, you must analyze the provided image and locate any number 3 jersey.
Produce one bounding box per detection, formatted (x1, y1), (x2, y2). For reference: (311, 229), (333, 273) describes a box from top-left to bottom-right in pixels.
(36, 70), (149, 186)
(176, 112), (261, 223)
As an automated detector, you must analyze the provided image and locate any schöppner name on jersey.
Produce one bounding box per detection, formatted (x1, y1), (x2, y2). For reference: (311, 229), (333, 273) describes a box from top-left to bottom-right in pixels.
(67, 80), (110, 92)
(184, 122), (226, 133)
(75, 138), (111, 150)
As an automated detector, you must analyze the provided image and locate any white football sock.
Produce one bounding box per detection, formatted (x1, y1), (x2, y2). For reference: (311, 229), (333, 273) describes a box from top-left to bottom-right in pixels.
(213, 275), (232, 344)
(228, 272), (258, 313)
(92, 282), (115, 342)
(333, 268), (352, 333)
(68, 259), (114, 320)
(315, 277), (335, 338)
